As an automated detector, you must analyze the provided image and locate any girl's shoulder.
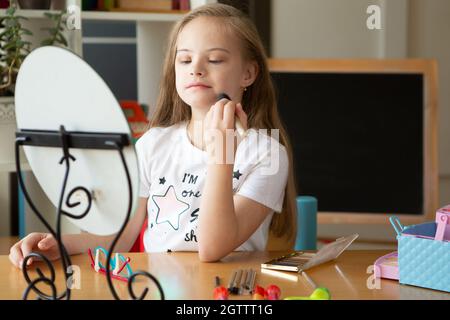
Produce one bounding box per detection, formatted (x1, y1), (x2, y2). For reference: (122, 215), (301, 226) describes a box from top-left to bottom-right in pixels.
(242, 128), (287, 152)
(136, 121), (186, 148)
(238, 128), (288, 163)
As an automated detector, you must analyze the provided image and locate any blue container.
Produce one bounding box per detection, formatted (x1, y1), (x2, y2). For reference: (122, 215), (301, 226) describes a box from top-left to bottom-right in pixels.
(296, 196), (317, 250)
(391, 216), (450, 293)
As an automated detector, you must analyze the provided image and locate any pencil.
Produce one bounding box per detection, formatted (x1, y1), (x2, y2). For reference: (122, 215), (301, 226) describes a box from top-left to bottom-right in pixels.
(215, 276), (220, 287)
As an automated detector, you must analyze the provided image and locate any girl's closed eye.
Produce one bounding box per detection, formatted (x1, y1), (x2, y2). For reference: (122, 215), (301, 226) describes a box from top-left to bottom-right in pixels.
(177, 57), (191, 64)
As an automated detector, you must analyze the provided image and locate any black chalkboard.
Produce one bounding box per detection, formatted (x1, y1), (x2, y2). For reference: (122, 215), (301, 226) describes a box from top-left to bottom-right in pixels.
(271, 72), (423, 214)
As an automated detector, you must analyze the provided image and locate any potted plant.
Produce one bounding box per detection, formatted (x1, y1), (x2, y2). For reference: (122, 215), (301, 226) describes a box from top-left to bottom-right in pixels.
(0, 4), (68, 98)
(0, 3), (68, 166)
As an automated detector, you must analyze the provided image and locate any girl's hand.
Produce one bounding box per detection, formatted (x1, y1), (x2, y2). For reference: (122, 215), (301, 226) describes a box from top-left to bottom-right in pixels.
(204, 98), (248, 164)
(9, 233), (61, 269)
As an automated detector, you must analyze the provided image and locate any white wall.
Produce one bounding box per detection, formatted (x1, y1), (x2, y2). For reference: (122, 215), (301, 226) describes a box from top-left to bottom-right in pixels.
(271, 0), (450, 245)
(407, 0), (450, 205)
(272, 0), (384, 58)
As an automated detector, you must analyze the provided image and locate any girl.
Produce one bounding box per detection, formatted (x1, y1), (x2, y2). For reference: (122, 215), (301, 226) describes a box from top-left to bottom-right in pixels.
(9, 3), (297, 266)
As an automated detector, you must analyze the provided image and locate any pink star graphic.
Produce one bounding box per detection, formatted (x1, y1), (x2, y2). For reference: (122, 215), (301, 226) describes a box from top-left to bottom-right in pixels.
(152, 185), (190, 230)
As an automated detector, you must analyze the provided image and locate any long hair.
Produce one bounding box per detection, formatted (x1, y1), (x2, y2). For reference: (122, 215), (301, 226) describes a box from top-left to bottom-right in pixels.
(150, 3), (298, 246)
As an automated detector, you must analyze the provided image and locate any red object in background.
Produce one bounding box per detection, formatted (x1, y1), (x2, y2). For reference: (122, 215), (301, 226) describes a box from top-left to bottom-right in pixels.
(0, 0), (9, 8)
(253, 285), (266, 300)
(120, 100), (149, 139)
(130, 218), (148, 252)
(179, 0), (190, 10)
(265, 284), (281, 300)
(213, 286), (229, 300)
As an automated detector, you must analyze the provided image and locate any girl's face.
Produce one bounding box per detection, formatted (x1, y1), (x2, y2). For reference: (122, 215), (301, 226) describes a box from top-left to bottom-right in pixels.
(175, 17), (256, 111)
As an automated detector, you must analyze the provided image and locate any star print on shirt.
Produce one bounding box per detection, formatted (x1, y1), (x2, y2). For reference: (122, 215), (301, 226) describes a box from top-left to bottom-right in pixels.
(159, 177), (166, 184)
(152, 185), (190, 231)
(233, 170), (242, 180)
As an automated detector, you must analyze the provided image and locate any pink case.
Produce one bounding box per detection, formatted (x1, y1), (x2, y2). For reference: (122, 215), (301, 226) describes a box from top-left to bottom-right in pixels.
(436, 205), (450, 241)
(374, 251), (399, 280)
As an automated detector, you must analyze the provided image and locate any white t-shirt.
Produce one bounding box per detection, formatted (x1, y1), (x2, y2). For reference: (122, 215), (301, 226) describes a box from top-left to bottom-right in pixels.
(135, 120), (289, 252)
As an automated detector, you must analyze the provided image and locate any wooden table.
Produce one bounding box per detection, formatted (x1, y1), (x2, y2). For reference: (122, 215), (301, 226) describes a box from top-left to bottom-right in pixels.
(0, 250), (449, 300)
(0, 237), (18, 255)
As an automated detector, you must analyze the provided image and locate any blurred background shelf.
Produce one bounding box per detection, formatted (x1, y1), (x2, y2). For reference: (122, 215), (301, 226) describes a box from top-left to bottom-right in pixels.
(0, 8), (186, 21)
(82, 10), (186, 21)
(0, 9), (60, 18)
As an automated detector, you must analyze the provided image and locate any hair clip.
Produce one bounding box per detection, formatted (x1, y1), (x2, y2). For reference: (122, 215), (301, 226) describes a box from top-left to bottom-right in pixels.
(88, 246), (132, 282)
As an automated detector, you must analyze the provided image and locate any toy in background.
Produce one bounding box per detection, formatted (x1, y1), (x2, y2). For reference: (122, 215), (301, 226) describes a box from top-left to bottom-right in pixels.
(379, 205), (450, 293)
(120, 100), (149, 142)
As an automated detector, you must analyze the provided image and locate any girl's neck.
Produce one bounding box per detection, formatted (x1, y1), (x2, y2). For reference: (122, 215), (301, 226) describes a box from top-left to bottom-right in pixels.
(187, 115), (206, 151)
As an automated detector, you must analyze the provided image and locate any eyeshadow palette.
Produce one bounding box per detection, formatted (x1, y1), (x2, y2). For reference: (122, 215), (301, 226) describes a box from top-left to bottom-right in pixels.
(261, 234), (359, 273)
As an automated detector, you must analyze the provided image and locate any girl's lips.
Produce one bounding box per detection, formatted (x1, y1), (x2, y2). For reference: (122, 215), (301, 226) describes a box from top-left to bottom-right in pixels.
(186, 83), (212, 89)
(187, 85), (211, 89)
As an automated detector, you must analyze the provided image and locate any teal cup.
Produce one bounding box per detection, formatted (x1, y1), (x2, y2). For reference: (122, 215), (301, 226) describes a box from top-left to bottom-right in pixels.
(296, 196), (317, 250)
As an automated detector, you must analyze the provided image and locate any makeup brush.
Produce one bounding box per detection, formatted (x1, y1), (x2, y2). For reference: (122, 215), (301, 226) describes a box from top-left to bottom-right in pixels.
(217, 93), (247, 138)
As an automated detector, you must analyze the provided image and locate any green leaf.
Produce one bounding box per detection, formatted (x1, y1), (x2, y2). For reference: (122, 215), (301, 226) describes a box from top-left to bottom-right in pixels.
(4, 43), (16, 50)
(19, 29), (33, 36)
(41, 39), (53, 46)
(5, 19), (17, 28)
(21, 28), (33, 34)
(58, 34), (68, 47)
(6, 7), (16, 16)
(0, 30), (9, 38)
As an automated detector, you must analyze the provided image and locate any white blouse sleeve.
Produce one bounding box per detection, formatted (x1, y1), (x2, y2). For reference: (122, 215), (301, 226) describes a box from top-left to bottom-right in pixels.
(135, 137), (151, 198)
(236, 143), (289, 213)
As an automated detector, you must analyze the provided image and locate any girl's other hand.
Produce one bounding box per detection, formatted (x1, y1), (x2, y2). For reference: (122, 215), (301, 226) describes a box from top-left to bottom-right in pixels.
(9, 233), (60, 269)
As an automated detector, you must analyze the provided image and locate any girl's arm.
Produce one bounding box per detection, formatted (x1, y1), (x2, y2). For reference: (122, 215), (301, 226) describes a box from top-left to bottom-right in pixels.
(9, 197), (148, 268)
(198, 163), (272, 262)
(198, 100), (273, 262)
(64, 197), (148, 254)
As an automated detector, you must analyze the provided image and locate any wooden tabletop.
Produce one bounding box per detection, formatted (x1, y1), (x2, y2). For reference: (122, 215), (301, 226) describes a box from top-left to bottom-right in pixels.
(0, 250), (449, 300)
(0, 237), (17, 256)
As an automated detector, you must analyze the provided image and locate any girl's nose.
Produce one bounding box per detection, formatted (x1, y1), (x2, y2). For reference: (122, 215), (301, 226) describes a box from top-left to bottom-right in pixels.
(190, 61), (205, 77)
(190, 69), (204, 77)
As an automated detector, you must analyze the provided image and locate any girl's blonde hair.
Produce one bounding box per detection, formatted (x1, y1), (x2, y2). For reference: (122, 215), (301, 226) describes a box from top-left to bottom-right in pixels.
(150, 3), (298, 246)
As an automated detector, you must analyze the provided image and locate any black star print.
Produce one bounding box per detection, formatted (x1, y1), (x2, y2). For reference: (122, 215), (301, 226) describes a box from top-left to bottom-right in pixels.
(233, 170), (242, 180)
(159, 177), (166, 184)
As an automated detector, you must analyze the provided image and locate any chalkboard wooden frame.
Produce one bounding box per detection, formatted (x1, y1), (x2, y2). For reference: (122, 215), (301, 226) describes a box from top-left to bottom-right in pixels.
(268, 59), (438, 225)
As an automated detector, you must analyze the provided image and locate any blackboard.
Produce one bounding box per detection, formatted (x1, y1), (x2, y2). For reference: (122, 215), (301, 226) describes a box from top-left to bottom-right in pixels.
(271, 72), (424, 215)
